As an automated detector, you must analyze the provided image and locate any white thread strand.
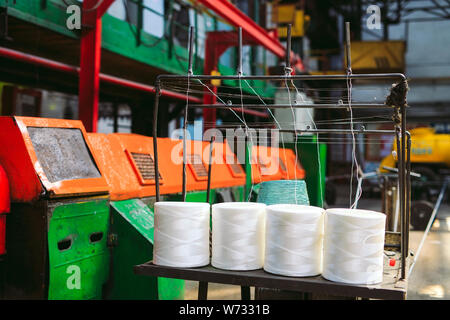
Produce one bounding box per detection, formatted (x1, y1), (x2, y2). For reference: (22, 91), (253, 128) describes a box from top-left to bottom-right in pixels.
(323, 208), (386, 284)
(153, 202), (210, 268)
(238, 74), (256, 201)
(346, 73), (363, 209)
(196, 78), (256, 200)
(212, 202), (266, 270)
(243, 79), (291, 179)
(264, 204), (325, 277)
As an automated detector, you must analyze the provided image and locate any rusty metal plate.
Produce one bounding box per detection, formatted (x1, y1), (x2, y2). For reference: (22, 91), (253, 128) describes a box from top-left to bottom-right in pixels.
(28, 127), (101, 183)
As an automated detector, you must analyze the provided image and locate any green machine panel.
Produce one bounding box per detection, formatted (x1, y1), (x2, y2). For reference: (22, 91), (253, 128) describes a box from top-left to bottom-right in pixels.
(47, 198), (110, 300)
(108, 199), (184, 300)
(4, 196), (110, 299)
(287, 136), (327, 207)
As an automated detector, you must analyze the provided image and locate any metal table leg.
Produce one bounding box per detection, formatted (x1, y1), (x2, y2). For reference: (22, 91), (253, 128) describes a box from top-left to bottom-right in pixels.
(198, 281), (208, 300)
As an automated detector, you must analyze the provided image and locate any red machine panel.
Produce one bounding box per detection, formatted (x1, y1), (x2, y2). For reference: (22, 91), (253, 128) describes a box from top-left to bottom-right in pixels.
(0, 164), (9, 255)
(0, 116), (108, 202)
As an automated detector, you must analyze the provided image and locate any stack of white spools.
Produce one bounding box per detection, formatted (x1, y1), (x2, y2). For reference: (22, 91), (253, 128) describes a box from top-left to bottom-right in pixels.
(153, 200), (386, 285)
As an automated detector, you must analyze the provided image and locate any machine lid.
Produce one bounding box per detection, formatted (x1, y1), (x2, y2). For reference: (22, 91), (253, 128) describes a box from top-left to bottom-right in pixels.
(15, 117), (109, 198)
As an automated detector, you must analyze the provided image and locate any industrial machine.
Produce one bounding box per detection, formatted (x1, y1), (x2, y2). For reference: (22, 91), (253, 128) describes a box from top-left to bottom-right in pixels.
(380, 127), (450, 181)
(0, 114), (306, 300)
(167, 138), (247, 203)
(88, 133), (247, 299)
(0, 116), (110, 299)
(87, 133), (184, 300)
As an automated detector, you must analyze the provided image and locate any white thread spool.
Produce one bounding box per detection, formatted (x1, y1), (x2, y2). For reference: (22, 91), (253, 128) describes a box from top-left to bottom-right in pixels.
(323, 208), (386, 284)
(212, 202), (266, 270)
(153, 201), (210, 268)
(264, 204), (324, 277)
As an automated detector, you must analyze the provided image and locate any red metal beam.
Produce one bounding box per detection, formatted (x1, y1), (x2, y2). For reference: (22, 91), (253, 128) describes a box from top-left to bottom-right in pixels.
(197, 0), (304, 72)
(197, 0), (284, 58)
(0, 46), (201, 103)
(229, 108), (269, 118)
(78, 0), (117, 132)
(203, 31), (269, 132)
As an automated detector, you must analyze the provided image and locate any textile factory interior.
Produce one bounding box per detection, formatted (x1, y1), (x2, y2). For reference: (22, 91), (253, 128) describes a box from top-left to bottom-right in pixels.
(0, 0), (449, 306)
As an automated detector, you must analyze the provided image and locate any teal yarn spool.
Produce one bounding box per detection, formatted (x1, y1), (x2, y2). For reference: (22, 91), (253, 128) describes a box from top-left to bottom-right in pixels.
(257, 180), (310, 206)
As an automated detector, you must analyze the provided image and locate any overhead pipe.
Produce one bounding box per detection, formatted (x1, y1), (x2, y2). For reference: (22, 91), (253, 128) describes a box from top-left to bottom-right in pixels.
(0, 46), (202, 103)
(0, 47), (271, 116)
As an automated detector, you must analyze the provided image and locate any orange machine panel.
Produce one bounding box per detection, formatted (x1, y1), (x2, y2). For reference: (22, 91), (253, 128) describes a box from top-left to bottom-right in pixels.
(208, 140), (246, 189)
(110, 134), (162, 198)
(179, 139), (246, 192)
(251, 145), (285, 184)
(106, 135), (246, 198)
(0, 116), (108, 201)
(87, 133), (141, 201)
(90, 133), (185, 200)
(279, 148), (306, 180)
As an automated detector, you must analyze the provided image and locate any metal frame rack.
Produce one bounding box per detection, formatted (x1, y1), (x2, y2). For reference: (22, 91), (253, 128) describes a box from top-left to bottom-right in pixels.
(144, 24), (411, 299)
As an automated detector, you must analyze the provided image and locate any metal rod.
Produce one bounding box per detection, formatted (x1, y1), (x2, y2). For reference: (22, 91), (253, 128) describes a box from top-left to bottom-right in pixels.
(400, 106), (407, 279)
(157, 73), (407, 81)
(237, 27), (243, 75)
(345, 22), (352, 73)
(206, 136), (215, 204)
(406, 131), (411, 258)
(188, 26), (194, 76)
(190, 103), (398, 109)
(283, 129), (396, 135)
(198, 281), (208, 300)
(395, 119), (405, 279)
(285, 24), (292, 74)
(396, 128), (402, 235)
(182, 27), (195, 201)
(182, 107), (188, 202)
(153, 85), (161, 202)
(244, 134), (251, 201)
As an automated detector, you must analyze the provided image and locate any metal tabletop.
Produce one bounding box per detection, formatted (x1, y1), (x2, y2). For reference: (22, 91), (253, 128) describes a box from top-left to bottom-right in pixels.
(134, 256), (408, 300)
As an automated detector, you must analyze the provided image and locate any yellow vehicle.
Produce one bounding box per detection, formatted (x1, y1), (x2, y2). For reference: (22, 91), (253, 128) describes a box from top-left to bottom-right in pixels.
(380, 127), (449, 229)
(380, 127), (450, 182)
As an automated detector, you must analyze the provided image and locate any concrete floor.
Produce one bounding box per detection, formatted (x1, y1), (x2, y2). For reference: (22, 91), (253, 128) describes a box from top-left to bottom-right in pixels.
(183, 187), (450, 300)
